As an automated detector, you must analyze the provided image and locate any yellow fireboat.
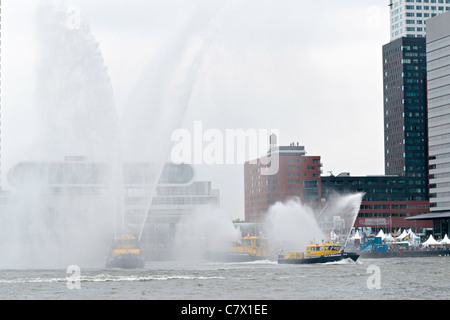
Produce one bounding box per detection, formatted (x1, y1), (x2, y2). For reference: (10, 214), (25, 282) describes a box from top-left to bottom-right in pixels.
(278, 241), (359, 264)
(106, 232), (145, 269)
(205, 233), (275, 262)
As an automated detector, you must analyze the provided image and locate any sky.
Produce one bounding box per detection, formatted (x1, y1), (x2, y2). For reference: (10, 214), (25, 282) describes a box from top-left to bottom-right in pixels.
(2, 0), (391, 219)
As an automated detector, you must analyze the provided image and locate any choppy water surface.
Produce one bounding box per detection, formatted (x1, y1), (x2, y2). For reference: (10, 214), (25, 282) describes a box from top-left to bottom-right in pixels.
(0, 257), (449, 300)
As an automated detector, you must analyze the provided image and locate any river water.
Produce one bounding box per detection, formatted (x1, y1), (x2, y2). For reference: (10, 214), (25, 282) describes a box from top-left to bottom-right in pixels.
(1, 256), (449, 301)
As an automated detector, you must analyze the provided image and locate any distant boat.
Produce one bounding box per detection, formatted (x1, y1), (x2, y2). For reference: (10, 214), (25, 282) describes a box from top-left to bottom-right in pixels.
(106, 232), (145, 269)
(205, 233), (275, 262)
(278, 241), (359, 264)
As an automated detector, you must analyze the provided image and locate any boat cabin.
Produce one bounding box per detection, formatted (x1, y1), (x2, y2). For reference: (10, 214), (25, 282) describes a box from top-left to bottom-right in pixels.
(110, 233), (141, 257)
(281, 241), (343, 260)
(305, 242), (342, 257)
(230, 234), (269, 257)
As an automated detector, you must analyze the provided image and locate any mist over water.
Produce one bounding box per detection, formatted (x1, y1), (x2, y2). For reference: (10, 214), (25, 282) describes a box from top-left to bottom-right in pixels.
(0, 1), (119, 269)
(172, 207), (240, 261)
(318, 192), (365, 244)
(169, 192), (364, 261)
(265, 193), (364, 252)
(0, 1), (236, 269)
(1, 0), (364, 270)
(266, 199), (325, 252)
(0, 190), (115, 269)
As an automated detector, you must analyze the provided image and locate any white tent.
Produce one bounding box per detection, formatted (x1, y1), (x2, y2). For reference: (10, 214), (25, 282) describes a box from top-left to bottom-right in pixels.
(405, 229), (421, 243)
(376, 230), (387, 241)
(440, 234), (450, 245)
(422, 235), (441, 247)
(384, 233), (395, 243)
(396, 229), (408, 240)
(350, 230), (362, 239)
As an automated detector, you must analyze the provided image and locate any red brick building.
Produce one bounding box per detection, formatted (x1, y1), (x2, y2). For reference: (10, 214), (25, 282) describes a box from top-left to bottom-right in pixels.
(244, 142), (432, 232)
(354, 200), (431, 232)
(244, 143), (322, 222)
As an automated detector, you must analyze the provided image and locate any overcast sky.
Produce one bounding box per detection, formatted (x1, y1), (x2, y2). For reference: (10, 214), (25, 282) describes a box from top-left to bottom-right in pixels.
(2, 0), (391, 219)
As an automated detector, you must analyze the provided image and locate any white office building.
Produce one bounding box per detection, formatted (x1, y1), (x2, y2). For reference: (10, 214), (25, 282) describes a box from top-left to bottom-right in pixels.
(389, 0), (450, 41)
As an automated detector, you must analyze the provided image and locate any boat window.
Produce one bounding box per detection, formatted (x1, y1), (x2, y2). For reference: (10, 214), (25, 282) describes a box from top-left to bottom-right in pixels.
(324, 246), (332, 251)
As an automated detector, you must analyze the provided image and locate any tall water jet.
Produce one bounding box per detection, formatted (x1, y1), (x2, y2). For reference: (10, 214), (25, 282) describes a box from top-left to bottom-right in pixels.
(118, 1), (236, 242)
(35, 1), (118, 161)
(172, 206), (240, 261)
(0, 0), (238, 268)
(265, 198), (326, 253)
(265, 193), (364, 252)
(316, 192), (365, 246)
(0, 1), (120, 268)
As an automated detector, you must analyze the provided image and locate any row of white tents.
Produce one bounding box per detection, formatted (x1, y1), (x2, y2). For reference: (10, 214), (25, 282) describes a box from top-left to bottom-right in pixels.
(350, 228), (450, 247)
(422, 234), (450, 246)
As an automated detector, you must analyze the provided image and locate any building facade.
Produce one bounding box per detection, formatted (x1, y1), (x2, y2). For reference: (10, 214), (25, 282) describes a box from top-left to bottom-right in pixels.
(406, 11), (450, 239)
(389, 0), (450, 41)
(244, 141), (432, 232)
(244, 143), (322, 222)
(321, 174), (431, 232)
(383, 37), (429, 180)
(427, 11), (450, 212)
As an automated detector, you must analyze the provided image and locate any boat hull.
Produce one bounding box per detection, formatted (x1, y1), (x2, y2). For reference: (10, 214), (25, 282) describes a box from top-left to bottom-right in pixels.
(205, 251), (274, 263)
(105, 253), (145, 269)
(278, 252), (359, 264)
(360, 249), (450, 259)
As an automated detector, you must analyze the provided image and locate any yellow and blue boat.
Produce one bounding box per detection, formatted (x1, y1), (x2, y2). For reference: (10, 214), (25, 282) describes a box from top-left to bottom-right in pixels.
(206, 233), (276, 262)
(278, 241), (359, 264)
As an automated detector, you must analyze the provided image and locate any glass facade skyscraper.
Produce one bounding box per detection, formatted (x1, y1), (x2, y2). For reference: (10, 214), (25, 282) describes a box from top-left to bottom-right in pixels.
(383, 37), (428, 181)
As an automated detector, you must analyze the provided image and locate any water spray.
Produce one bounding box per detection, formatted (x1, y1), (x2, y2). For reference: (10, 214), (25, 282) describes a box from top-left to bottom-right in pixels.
(133, 1), (238, 242)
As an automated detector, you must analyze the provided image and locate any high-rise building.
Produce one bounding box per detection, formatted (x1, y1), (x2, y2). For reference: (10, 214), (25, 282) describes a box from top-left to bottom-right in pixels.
(389, 0), (450, 41)
(244, 142), (322, 222)
(406, 11), (450, 238)
(382, 37), (428, 180)
(427, 12), (450, 213)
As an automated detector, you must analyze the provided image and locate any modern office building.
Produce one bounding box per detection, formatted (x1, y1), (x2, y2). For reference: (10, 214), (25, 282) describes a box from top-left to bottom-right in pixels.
(244, 142), (322, 222)
(244, 140), (432, 232)
(389, 0), (450, 41)
(426, 11), (450, 212)
(383, 37), (429, 180)
(384, 1), (450, 237)
(321, 173), (431, 232)
(407, 11), (450, 238)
